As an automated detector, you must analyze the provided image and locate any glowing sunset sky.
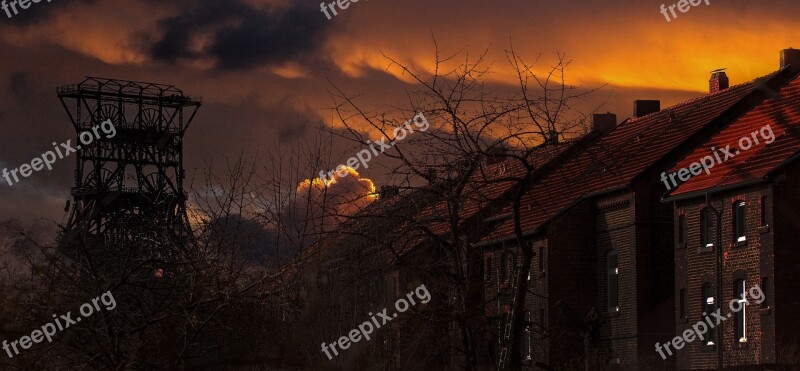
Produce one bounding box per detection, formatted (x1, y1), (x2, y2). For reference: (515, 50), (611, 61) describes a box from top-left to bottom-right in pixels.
(0, 0), (797, 224)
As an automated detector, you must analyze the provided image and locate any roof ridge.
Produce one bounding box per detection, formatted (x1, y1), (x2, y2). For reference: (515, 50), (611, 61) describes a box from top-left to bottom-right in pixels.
(625, 70), (780, 123)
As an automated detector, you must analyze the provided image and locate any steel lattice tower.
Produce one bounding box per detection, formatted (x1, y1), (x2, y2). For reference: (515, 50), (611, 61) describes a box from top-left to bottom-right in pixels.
(57, 77), (201, 247)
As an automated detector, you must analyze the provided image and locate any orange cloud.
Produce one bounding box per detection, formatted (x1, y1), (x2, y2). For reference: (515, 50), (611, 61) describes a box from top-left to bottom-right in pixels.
(285, 167), (377, 237)
(326, 1), (799, 93)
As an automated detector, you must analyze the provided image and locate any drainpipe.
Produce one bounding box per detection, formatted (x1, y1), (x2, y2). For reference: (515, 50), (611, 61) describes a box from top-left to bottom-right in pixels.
(704, 192), (723, 369)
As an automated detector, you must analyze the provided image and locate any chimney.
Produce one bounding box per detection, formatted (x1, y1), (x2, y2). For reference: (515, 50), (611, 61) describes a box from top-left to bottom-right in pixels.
(709, 69), (729, 93)
(633, 100), (660, 118)
(592, 113), (617, 134)
(547, 130), (559, 145)
(781, 48), (800, 73)
(380, 185), (399, 199)
(484, 147), (508, 165)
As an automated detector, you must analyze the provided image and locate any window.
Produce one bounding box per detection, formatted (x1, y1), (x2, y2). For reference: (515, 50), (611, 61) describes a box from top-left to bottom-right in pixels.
(538, 246), (545, 273)
(678, 214), (687, 244)
(539, 309), (545, 331)
(679, 288), (687, 319)
(761, 196), (769, 226)
(734, 201), (746, 242)
(524, 311), (533, 361)
(734, 279), (747, 342)
(607, 251), (618, 311)
(528, 271), (535, 288)
(486, 255), (493, 282)
(501, 253), (512, 283)
(701, 209), (714, 249)
(702, 283), (716, 346)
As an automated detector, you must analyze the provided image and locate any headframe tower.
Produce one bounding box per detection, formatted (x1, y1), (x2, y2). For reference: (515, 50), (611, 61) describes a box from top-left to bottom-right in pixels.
(57, 77), (201, 247)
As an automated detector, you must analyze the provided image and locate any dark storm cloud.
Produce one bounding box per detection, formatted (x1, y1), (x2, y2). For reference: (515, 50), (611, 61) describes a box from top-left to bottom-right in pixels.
(2, 0), (94, 26)
(150, 0), (332, 71)
(150, 0), (242, 62)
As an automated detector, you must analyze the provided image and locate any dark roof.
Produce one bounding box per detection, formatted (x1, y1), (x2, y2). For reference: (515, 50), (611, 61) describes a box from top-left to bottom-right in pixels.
(664, 71), (800, 199)
(478, 70), (790, 245)
(417, 144), (574, 237)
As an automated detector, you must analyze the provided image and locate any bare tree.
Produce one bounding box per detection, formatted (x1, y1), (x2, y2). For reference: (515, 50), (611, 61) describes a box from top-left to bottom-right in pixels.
(324, 41), (603, 369)
(0, 144), (354, 369)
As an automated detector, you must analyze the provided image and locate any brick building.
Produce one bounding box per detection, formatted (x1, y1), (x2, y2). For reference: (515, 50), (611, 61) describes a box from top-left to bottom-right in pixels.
(271, 48), (800, 371)
(475, 50), (800, 370)
(663, 49), (800, 370)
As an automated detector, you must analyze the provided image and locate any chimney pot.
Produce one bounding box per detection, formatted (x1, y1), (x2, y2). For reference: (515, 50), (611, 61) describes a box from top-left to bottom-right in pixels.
(781, 48), (800, 73)
(709, 69), (729, 93)
(592, 113), (617, 134)
(633, 100), (661, 118)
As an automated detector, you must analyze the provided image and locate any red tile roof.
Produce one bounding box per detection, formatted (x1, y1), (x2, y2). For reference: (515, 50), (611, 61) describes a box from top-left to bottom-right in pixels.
(415, 144), (573, 237)
(478, 72), (784, 245)
(665, 72), (800, 198)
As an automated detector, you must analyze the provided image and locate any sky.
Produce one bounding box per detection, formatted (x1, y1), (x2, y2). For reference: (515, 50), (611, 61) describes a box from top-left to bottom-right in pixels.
(0, 0), (797, 229)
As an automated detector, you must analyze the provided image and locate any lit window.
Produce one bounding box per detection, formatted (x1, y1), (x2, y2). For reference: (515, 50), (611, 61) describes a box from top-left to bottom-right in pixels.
(735, 279), (747, 343)
(702, 283), (716, 346)
(701, 209), (714, 248)
(734, 201), (746, 242)
(607, 251), (618, 311)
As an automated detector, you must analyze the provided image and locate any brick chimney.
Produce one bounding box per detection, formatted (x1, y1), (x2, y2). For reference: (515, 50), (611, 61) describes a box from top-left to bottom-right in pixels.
(593, 113), (617, 134)
(709, 69), (729, 93)
(633, 100), (660, 118)
(546, 130), (559, 145)
(781, 48), (800, 73)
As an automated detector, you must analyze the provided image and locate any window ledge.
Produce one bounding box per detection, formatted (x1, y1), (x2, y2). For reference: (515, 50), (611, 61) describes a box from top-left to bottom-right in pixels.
(678, 316), (688, 324)
(733, 239), (747, 248)
(698, 244), (715, 253)
(760, 306), (772, 316)
(758, 225), (771, 234)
